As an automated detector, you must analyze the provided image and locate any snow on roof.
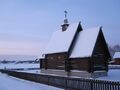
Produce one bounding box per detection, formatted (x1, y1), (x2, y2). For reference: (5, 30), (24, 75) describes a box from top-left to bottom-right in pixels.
(39, 55), (45, 59)
(113, 52), (120, 59)
(70, 27), (100, 58)
(44, 22), (80, 54)
(37, 53), (45, 59)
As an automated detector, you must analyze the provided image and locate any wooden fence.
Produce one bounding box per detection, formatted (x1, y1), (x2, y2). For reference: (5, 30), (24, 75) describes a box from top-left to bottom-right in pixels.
(0, 69), (120, 90)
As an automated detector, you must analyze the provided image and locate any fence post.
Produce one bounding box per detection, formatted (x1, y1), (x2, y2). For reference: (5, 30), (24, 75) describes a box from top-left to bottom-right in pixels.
(90, 80), (93, 90)
(65, 77), (67, 89)
(48, 75), (50, 85)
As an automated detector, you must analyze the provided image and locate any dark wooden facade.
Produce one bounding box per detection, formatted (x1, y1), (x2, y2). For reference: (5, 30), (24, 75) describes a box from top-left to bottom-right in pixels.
(69, 30), (110, 72)
(91, 30), (110, 72)
(111, 58), (120, 65)
(40, 26), (111, 73)
(40, 52), (68, 70)
(40, 23), (83, 72)
(70, 58), (90, 71)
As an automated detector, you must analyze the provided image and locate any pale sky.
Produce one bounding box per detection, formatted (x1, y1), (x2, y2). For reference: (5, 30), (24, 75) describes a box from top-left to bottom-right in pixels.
(0, 0), (120, 55)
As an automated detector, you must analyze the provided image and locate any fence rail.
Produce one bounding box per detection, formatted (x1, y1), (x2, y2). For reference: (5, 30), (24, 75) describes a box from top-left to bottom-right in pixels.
(0, 69), (120, 90)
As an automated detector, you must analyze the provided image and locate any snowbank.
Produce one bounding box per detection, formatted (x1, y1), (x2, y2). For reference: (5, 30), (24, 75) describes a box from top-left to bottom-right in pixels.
(0, 72), (63, 90)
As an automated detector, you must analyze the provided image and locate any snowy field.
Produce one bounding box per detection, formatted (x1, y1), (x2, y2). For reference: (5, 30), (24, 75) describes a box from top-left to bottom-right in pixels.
(0, 63), (120, 90)
(0, 72), (63, 90)
(98, 69), (120, 81)
(0, 63), (120, 82)
(0, 63), (39, 69)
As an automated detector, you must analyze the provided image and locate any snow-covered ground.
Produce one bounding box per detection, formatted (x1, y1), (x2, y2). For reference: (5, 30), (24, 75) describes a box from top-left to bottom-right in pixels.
(1, 63), (120, 82)
(98, 69), (120, 81)
(0, 63), (39, 69)
(0, 72), (63, 90)
(19, 69), (120, 82)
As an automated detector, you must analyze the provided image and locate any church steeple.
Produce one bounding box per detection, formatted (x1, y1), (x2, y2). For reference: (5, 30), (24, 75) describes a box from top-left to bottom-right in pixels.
(61, 11), (69, 31)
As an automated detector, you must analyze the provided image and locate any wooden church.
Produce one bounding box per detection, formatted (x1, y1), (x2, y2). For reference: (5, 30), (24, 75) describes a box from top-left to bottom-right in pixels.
(40, 13), (111, 78)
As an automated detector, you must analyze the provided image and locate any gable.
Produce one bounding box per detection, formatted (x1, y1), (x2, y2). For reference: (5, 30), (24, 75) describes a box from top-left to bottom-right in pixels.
(92, 30), (111, 58)
(70, 27), (100, 58)
(44, 22), (81, 54)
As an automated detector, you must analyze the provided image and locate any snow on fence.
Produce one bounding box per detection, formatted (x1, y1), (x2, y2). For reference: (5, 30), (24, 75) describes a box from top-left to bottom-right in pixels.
(0, 69), (120, 90)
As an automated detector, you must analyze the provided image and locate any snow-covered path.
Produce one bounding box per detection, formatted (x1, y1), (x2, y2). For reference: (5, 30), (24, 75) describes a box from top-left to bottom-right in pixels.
(0, 73), (63, 90)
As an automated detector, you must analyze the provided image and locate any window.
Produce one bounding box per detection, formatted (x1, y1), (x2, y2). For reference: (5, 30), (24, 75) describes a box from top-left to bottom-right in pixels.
(58, 56), (61, 59)
(50, 57), (53, 59)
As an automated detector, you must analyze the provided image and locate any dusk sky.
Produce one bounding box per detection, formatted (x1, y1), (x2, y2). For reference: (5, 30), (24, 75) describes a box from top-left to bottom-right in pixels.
(0, 0), (120, 55)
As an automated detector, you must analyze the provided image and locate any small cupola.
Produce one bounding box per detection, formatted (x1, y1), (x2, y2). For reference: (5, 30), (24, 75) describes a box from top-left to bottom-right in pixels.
(61, 11), (69, 31)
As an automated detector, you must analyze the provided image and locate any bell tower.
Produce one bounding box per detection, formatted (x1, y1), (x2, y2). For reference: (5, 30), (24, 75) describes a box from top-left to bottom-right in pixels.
(61, 11), (69, 31)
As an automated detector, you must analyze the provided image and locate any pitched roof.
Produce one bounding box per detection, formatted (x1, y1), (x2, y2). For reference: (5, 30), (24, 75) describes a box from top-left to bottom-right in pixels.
(44, 22), (80, 54)
(70, 27), (100, 58)
(113, 52), (120, 59)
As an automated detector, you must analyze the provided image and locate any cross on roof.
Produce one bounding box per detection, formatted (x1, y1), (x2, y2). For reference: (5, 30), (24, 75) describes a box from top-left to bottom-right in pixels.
(64, 10), (67, 19)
